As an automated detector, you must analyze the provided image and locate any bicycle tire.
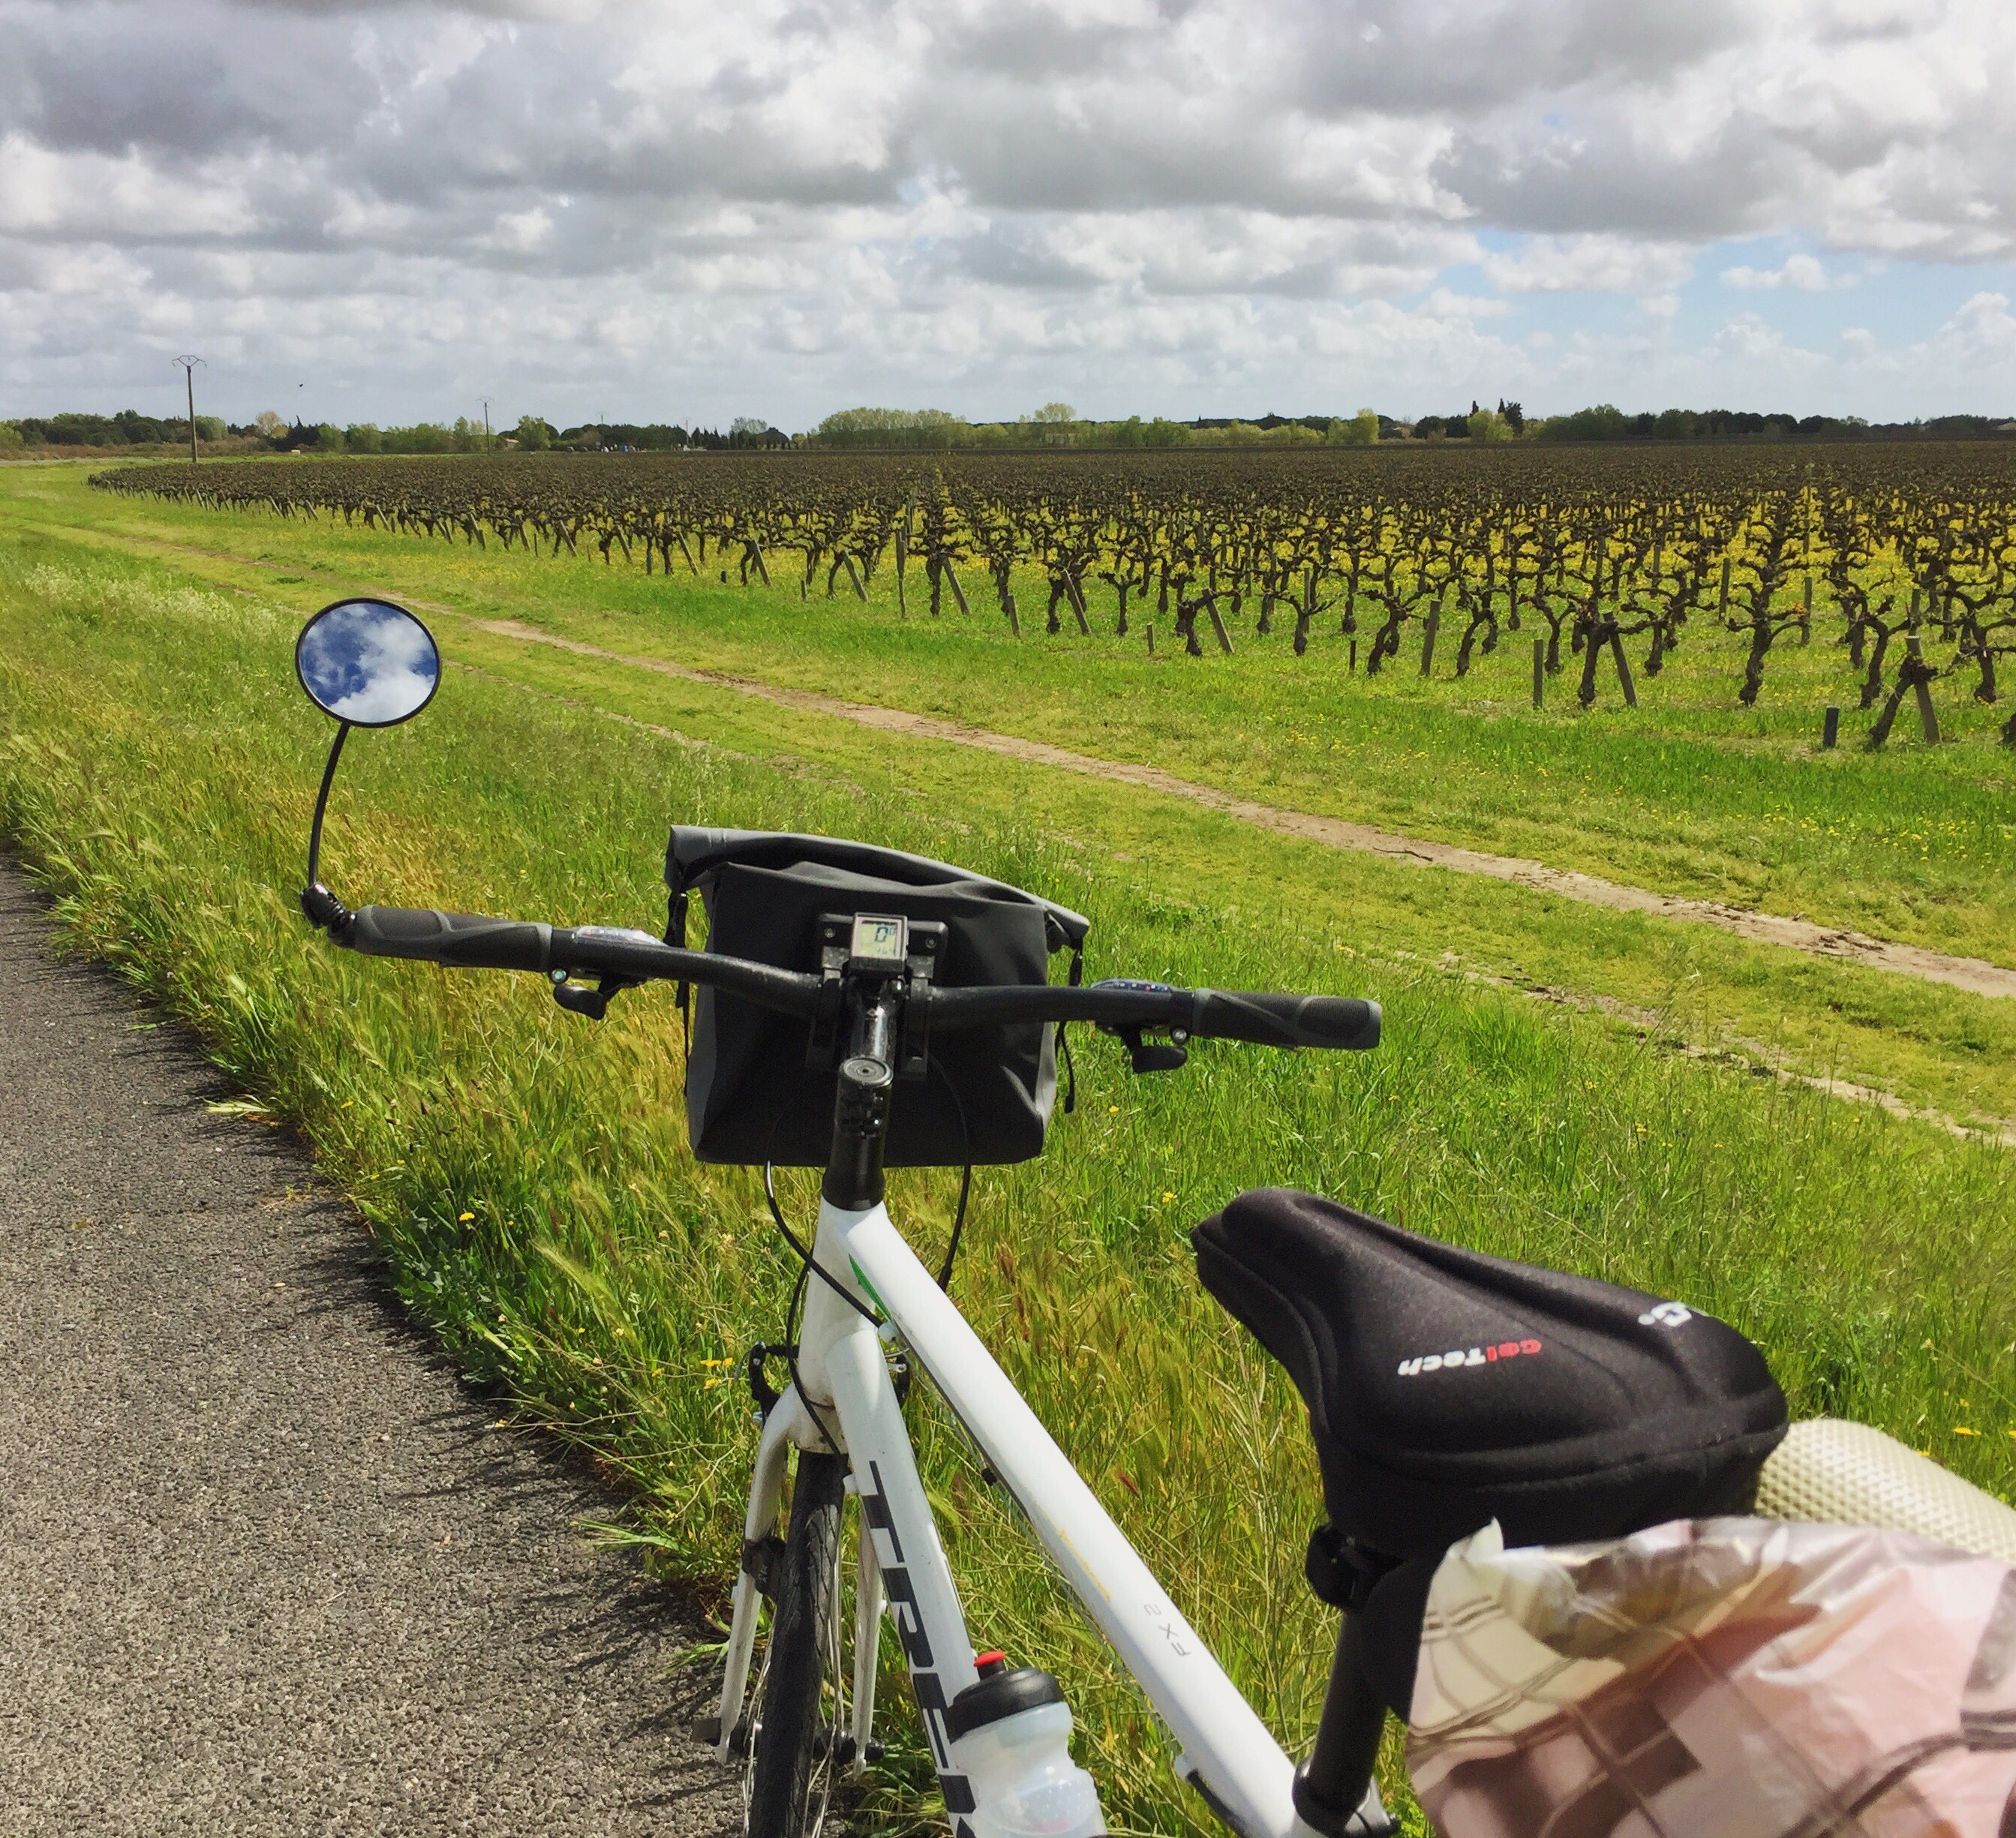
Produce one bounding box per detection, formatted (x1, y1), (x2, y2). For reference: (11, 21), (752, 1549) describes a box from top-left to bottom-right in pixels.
(746, 1448), (850, 1838)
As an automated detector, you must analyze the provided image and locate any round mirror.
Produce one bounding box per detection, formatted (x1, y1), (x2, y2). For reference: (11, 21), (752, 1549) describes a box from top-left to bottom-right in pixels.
(295, 598), (440, 727)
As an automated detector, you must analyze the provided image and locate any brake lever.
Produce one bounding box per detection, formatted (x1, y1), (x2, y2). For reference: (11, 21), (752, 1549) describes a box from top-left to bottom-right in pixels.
(1113, 1026), (1188, 1075)
(1088, 977), (1190, 1074)
(548, 972), (639, 1021)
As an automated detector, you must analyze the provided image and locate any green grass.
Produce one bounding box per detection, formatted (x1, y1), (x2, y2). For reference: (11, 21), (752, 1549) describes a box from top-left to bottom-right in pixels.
(4, 487), (2016, 1834)
(36, 459), (2016, 970)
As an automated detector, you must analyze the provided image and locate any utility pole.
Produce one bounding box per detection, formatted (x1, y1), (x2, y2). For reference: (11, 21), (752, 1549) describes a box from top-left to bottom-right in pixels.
(482, 398), (491, 450)
(173, 356), (204, 465)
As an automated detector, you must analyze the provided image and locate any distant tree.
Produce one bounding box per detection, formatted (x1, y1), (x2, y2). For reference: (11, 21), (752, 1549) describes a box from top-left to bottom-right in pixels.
(314, 423), (345, 453)
(194, 415), (227, 442)
(1500, 399), (1525, 435)
(512, 414), (551, 451)
(1468, 407), (1513, 444)
(383, 422), (454, 453)
(810, 407), (966, 449)
(1028, 402), (1077, 424)
(344, 423), (383, 453)
(1534, 404), (1631, 443)
(0, 422), (20, 452)
(730, 415), (769, 437)
(254, 410), (286, 442)
(1327, 408), (1380, 446)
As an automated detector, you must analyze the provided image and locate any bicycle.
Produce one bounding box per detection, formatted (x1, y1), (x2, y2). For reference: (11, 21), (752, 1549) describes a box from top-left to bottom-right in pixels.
(291, 596), (2016, 1838)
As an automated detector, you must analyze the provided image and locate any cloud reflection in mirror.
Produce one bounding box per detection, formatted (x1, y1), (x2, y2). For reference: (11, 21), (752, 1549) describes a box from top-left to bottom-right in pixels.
(296, 599), (440, 726)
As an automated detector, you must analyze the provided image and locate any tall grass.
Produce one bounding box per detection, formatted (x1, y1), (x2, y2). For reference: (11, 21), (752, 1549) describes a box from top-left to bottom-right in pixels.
(3, 535), (2013, 1834)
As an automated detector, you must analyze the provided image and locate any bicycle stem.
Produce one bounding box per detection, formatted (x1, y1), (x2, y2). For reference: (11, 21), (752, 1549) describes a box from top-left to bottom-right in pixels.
(822, 983), (903, 1213)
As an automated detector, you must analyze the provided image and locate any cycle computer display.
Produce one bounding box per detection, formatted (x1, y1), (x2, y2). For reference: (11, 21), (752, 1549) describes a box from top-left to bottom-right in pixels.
(847, 913), (910, 972)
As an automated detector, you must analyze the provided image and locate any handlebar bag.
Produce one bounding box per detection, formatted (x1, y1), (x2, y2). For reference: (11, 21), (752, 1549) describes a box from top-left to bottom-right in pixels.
(666, 827), (1092, 1167)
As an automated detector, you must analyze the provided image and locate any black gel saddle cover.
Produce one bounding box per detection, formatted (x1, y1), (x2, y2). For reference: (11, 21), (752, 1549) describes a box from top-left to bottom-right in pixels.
(1193, 1188), (1788, 1560)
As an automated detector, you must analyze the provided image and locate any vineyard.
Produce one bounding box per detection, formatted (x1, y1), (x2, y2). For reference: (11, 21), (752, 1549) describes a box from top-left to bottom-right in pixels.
(94, 446), (2016, 740)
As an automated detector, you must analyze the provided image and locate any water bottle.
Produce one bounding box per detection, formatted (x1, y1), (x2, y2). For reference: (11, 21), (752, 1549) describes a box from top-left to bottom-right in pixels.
(947, 1656), (1106, 1838)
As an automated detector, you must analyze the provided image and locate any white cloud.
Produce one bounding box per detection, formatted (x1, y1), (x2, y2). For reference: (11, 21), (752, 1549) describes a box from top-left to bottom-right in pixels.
(1480, 235), (1695, 295)
(0, 135), (257, 240)
(486, 206), (554, 253)
(1920, 290), (2016, 366)
(1418, 287), (1512, 320)
(1721, 253), (1832, 290)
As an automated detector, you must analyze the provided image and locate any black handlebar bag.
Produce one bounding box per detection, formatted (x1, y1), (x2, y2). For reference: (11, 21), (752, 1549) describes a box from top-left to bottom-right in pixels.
(667, 828), (1092, 1167)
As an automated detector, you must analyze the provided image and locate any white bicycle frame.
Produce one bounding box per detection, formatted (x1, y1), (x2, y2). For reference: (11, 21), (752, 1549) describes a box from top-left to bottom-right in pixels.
(713, 1192), (1336, 1838)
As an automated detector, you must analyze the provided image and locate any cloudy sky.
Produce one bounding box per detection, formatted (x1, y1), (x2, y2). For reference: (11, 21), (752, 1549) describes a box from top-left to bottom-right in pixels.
(4, 0), (2015, 430)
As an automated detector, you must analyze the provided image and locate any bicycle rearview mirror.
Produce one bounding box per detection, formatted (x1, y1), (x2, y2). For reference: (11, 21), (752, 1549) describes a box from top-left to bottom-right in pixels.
(296, 597), (440, 726)
(295, 596), (440, 930)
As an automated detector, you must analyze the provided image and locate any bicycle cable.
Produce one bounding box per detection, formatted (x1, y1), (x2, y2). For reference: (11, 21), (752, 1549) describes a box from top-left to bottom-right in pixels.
(762, 1159), (882, 1326)
(927, 1059), (974, 1294)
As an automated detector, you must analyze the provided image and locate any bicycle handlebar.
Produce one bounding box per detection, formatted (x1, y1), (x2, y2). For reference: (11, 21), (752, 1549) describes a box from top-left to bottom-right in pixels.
(929, 983), (1381, 1050)
(333, 906), (1379, 1050)
(340, 905), (824, 1012)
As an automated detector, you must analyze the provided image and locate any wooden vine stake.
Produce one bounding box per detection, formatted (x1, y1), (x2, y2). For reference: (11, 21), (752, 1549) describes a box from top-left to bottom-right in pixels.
(1608, 628), (1638, 707)
(1907, 635), (1941, 743)
(894, 499), (910, 618)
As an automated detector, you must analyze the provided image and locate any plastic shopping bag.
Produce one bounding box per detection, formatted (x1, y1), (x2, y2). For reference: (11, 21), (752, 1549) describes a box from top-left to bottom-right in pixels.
(1408, 1516), (2016, 1838)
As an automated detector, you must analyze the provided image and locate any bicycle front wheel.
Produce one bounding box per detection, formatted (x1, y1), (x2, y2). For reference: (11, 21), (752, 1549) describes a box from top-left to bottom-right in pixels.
(745, 1448), (850, 1838)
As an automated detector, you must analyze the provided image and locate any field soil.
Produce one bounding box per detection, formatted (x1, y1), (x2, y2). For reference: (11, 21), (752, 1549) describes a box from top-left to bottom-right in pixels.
(0, 860), (737, 1837)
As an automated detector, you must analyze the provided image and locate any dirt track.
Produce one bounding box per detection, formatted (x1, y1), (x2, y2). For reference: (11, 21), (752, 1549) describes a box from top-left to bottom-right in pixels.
(0, 860), (738, 1837)
(475, 619), (2016, 1005)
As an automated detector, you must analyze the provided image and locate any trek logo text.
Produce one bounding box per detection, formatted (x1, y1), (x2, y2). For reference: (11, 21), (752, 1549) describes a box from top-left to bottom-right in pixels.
(859, 1460), (979, 1838)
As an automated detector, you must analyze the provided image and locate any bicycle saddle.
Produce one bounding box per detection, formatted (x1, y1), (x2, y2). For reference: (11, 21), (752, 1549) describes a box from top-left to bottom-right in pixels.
(1194, 1188), (1788, 1561)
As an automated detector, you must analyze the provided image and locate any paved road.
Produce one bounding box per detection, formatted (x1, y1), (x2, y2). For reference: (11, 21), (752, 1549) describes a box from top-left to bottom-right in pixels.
(0, 860), (740, 1836)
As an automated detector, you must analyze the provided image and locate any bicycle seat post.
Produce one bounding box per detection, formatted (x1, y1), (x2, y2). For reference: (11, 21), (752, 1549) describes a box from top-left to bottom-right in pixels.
(1293, 1611), (1396, 1838)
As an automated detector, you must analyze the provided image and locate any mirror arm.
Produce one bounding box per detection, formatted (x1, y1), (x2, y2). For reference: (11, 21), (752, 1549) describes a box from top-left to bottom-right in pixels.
(301, 881), (352, 933)
(301, 721), (353, 933)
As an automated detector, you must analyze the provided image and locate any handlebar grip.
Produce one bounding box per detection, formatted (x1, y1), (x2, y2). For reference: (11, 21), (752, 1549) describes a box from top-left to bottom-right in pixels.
(341, 906), (554, 973)
(1188, 990), (1381, 1051)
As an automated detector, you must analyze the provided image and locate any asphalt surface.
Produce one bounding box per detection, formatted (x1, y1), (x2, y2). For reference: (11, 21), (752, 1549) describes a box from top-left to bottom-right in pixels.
(0, 859), (741, 1836)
